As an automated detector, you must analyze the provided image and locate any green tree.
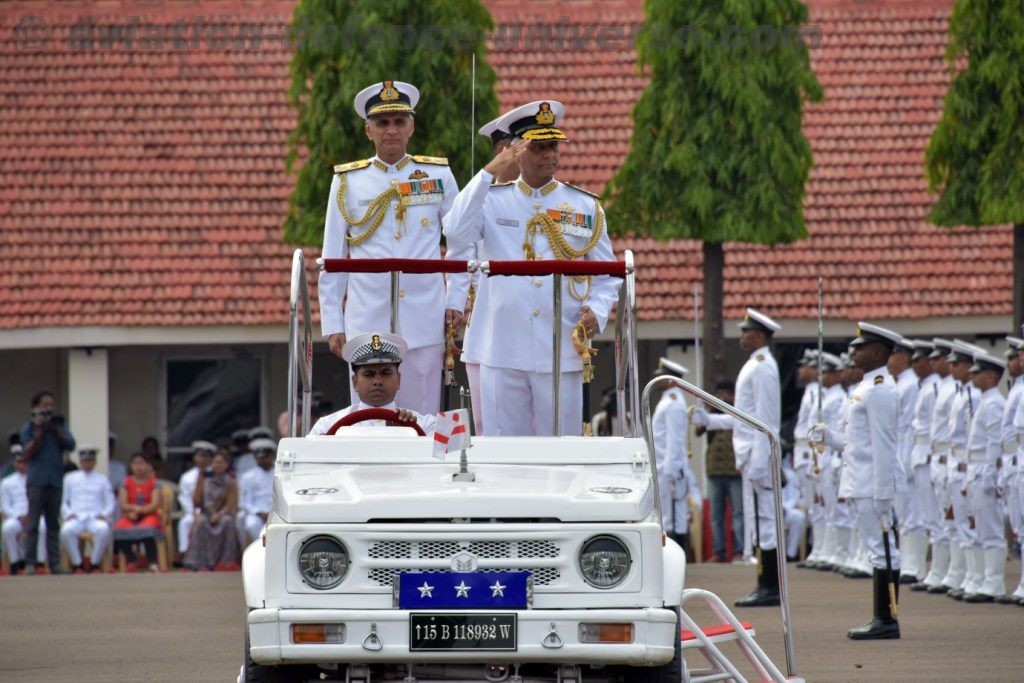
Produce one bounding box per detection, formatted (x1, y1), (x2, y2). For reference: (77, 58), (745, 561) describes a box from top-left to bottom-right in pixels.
(605, 0), (823, 390)
(284, 0), (498, 245)
(925, 0), (1024, 329)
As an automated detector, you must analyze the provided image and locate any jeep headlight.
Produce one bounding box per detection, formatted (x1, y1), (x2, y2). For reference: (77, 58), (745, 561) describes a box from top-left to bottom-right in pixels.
(579, 535), (631, 588)
(298, 536), (350, 589)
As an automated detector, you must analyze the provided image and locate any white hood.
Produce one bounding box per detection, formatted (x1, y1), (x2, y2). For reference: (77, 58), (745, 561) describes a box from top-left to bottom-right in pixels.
(276, 463), (654, 524)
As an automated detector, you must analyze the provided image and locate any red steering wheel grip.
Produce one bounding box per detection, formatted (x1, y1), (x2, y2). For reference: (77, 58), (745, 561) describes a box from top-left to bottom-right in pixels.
(324, 408), (426, 436)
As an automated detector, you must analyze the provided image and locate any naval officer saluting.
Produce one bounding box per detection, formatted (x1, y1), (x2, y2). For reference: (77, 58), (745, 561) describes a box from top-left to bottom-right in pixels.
(318, 80), (463, 416)
(443, 100), (619, 436)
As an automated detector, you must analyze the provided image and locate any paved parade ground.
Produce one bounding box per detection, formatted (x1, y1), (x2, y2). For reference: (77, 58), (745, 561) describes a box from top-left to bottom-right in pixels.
(1, 561), (1022, 682)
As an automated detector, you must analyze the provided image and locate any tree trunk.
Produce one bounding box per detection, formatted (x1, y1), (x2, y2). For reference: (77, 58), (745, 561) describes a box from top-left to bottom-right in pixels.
(702, 241), (725, 392)
(1014, 223), (1024, 333)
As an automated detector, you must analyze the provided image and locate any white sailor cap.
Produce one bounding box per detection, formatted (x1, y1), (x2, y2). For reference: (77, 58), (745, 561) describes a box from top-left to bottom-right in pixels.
(948, 339), (981, 364)
(910, 339), (935, 361)
(656, 357), (688, 378)
(971, 350), (1005, 375)
(249, 438), (277, 455)
(819, 352), (843, 372)
(11, 444), (25, 461)
(894, 337), (915, 353)
(248, 425), (275, 441)
(479, 114), (512, 146)
(737, 308), (781, 335)
(930, 337), (954, 359)
(77, 445), (99, 459)
(1005, 336), (1024, 357)
(354, 80), (419, 120)
(343, 332), (408, 367)
(230, 428), (249, 442)
(849, 322), (901, 349)
(499, 100), (568, 142)
(190, 440), (217, 455)
(798, 349), (819, 366)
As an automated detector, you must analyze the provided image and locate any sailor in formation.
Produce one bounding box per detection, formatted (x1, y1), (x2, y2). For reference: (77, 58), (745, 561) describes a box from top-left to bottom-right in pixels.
(443, 100), (619, 436)
(318, 80), (464, 416)
(59, 446), (116, 572)
(1005, 336), (1024, 604)
(906, 340), (943, 590)
(237, 438), (276, 546)
(813, 323), (902, 639)
(652, 359), (703, 551)
(310, 332), (436, 436)
(889, 338), (921, 582)
(691, 308), (782, 607)
(792, 350), (821, 566)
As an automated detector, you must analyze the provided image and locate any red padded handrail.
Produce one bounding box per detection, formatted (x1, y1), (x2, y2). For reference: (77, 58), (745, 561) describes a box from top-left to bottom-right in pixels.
(484, 259), (627, 278)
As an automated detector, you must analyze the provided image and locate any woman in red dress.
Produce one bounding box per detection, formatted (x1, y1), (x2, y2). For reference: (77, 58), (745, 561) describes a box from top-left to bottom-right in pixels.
(113, 452), (164, 571)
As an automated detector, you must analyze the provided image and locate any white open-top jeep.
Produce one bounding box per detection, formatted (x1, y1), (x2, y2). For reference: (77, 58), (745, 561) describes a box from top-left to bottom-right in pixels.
(241, 252), (798, 683)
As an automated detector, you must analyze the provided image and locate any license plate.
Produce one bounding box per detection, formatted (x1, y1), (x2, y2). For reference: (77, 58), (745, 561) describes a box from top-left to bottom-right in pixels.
(409, 613), (517, 651)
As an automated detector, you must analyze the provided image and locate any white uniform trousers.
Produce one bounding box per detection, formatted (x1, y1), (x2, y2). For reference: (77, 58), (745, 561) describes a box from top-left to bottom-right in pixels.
(395, 343), (444, 417)
(799, 469), (823, 525)
(750, 483), (778, 552)
(913, 464), (946, 543)
(465, 360), (484, 435)
(895, 486), (922, 534)
(741, 473), (754, 557)
(784, 505), (807, 559)
(852, 498), (900, 570)
(2, 518), (45, 564)
(178, 514), (194, 553)
(968, 486), (1003, 550)
(948, 476), (976, 547)
(59, 518), (111, 566)
(479, 365), (582, 437)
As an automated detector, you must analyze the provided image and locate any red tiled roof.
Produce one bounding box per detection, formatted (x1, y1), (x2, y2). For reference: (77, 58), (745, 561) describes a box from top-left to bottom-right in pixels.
(0, 0), (1010, 331)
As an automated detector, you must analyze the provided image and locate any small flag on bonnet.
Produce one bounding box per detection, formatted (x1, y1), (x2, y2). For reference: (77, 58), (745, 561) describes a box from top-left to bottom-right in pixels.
(433, 409), (470, 459)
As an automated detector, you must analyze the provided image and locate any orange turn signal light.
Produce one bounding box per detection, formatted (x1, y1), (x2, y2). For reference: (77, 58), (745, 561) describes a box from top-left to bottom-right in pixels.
(291, 623), (345, 644)
(578, 622), (634, 644)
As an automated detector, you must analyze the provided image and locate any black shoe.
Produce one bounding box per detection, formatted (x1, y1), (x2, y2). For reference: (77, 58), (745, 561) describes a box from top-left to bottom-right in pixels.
(996, 594), (1020, 604)
(9, 560), (25, 576)
(964, 592), (994, 603)
(847, 616), (901, 640)
(734, 586), (781, 607)
(927, 584), (950, 594)
(842, 567), (870, 579)
(909, 581), (930, 592)
(949, 588), (966, 600)
(814, 561), (835, 571)
(898, 574), (917, 585)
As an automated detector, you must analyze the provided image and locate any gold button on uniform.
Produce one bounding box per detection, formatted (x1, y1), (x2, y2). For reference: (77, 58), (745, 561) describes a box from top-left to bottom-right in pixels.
(421, 218), (430, 228)
(532, 309), (539, 317)
(399, 290), (406, 299)
(534, 280), (542, 288)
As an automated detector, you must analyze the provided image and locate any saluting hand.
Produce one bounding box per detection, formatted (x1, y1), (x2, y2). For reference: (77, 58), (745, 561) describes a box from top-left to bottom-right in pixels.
(483, 139), (522, 180)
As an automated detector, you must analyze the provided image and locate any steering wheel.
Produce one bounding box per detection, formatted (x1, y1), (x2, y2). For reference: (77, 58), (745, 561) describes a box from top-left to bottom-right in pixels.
(324, 408), (426, 436)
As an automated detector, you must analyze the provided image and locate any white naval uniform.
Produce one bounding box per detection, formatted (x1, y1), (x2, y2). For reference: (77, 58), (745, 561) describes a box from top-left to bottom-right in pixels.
(238, 466), (275, 546)
(234, 452), (257, 480)
(815, 383), (850, 566)
(793, 381), (820, 527)
(893, 368), (918, 527)
(948, 381), (981, 592)
(653, 387), (703, 536)
(705, 346), (781, 552)
(1, 471), (46, 564)
(836, 367), (900, 571)
(965, 385), (1006, 598)
(177, 467), (200, 553)
(1010, 378), (1024, 598)
(929, 375), (958, 535)
(309, 400), (437, 437)
(318, 154), (460, 416)
(443, 171), (619, 437)
(782, 466), (808, 560)
(909, 373), (944, 584)
(59, 469), (116, 566)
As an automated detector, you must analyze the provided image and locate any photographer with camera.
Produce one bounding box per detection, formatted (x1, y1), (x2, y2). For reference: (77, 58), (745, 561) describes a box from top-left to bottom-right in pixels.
(19, 390), (76, 575)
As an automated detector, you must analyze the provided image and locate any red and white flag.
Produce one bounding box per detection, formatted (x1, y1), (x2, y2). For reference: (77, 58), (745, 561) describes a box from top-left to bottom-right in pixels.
(433, 409), (470, 459)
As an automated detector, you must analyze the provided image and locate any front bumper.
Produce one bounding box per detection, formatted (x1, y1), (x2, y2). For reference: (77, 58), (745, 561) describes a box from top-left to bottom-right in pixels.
(248, 607), (677, 667)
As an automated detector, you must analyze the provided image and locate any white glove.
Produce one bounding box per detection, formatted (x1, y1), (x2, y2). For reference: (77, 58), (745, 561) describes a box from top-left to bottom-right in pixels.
(873, 498), (894, 528)
(690, 407), (709, 428)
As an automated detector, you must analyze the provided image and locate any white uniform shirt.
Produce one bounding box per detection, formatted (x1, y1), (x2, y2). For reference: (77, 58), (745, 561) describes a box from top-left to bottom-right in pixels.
(910, 373), (940, 468)
(949, 380), (981, 472)
(442, 170), (619, 372)
(894, 367), (917, 490)
(998, 375), (1023, 488)
(309, 400), (437, 436)
(838, 366), (898, 501)
(966, 386), (1004, 487)
(706, 346), (781, 484)
(318, 155), (460, 348)
(178, 467), (199, 514)
(653, 388), (694, 485)
(930, 375), (957, 447)
(1, 471), (29, 518)
(821, 383), (847, 473)
(61, 469), (116, 520)
(239, 466), (275, 516)
(234, 452), (257, 479)
(793, 381), (820, 471)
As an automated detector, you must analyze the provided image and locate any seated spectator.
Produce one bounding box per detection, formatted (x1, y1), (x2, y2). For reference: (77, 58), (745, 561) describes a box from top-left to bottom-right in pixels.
(1, 447), (46, 574)
(140, 435), (167, 480)
(185, 449), (239, 571)
(176, 440), (215, 562)
(237, 438), (276, 547)
(59, 446), (116, 572)
(113, 452), (164, 572)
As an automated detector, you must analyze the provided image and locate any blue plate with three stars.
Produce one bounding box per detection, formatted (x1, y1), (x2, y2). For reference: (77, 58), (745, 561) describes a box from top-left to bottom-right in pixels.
(397, 571), (530, 609)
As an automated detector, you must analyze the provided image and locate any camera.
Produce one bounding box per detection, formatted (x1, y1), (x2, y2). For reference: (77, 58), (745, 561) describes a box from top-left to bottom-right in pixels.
(31, 407), (54, 426)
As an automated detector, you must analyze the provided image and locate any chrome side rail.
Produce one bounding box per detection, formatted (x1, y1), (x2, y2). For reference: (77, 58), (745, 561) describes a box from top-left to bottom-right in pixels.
(613, 250), (638, 438)
(287, 249), (313, 438)
(641, 375), (797, 679)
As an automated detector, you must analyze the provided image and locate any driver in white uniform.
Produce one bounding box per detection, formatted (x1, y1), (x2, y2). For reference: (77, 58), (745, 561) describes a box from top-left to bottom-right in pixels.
(310, 332), (437, 436)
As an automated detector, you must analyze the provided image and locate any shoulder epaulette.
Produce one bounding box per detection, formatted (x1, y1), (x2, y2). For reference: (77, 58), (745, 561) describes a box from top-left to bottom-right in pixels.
(334, 159), (371, 174)
(562, 181), (601, 200)
(411, 154), (448, 165)
(756, 354), (765, 362)
(874, 375), (884, 385)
